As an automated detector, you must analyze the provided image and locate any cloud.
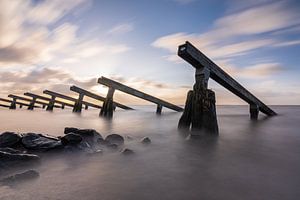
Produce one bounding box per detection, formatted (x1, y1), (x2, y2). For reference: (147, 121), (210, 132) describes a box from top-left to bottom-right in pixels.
(108, 23), (134, 35)
(273, 40), (300, 47)
(0, 0), (130, 66)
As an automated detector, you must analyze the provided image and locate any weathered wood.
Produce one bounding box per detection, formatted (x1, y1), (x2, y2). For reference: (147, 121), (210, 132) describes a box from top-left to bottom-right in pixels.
(23, 93), (67, 109)
(0, 103), (10, 108)
(0, 98), (39, 108)
(178, 41), (276, 119)
(70, 85), (132, 110)
(43, 90), (101, 111)
(100, 87), (115, 117)
(8, 95), (53, 109)
(98, 76), (183, 113)
(156, 104), (163, 114)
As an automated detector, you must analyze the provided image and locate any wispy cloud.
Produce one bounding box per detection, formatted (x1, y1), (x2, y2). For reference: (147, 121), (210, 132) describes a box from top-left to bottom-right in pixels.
(108, 23), (134, 35)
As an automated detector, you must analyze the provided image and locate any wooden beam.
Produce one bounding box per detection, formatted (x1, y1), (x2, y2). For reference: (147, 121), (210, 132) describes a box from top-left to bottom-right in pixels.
(97, 76), (183, 112)
(8, 94), (55, 107)
(178, 41), (276, 117)
(70, 85), (132, 110)
(24, 92), (73, 108)
(0, 97), (40, 108)
(42, 90), (102, 109)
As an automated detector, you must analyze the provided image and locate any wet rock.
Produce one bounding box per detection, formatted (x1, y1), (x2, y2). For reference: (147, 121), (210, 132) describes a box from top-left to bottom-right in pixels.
(125, 135), (134, 140)
(105, 134), (124, 146)
(0, 147), (24, 154)
(0, 132), (22, 148)
(107, 143), (118, 149)
(0, 170), (39, 185)
(64, 127), (79, 134)
(21, 133), (63, 151)
(64, 128), (103, 148)
(141, 137), (151, 144)
(121, 148), (134, 155)
(0, 151), (40, 168)
(61, 133), (82, 145)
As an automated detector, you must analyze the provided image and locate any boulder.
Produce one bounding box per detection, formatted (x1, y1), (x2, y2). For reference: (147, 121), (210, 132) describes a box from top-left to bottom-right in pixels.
(61, 133), (82, 145)
(0, 151), (40, 168)
(106, 143), (118, 149)
(21, 133), (63, 151)
(0, 170), (39, 185)
(121, 148), (134, 155)
(141, 137), (151, 144)
(0, 132), (21, 148)
(0, 147), (24, 154)
(105, 134), (124, 146)
(64, 127), (79, 134)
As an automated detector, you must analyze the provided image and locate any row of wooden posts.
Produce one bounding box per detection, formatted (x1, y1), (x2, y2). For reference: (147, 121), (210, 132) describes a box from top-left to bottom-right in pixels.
(0, 77), (183, 117)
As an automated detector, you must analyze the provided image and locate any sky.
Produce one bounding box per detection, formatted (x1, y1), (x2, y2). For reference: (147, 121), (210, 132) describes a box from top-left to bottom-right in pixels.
(0, 0), (300, 106)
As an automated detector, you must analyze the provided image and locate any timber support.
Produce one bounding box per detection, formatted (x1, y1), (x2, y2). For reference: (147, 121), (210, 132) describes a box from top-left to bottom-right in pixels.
(100, 87), (115, 117)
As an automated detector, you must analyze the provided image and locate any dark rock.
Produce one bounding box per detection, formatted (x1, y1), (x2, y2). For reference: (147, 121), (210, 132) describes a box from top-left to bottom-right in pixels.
(107, 143), (118, 149)
(141, 137), (151, 144)
(21, 133), (63, 151)
(125, 135), (134, 140)
(0, 170), (39, 185)
(64, 127), (79, 134)
(0, 147), (24, 154)
(64, 128), (103, 148)
(0, 132), (22, 148)
(97, 138), (108, 145)
(121, 148), (134, 155)
(61, 133), (82, 145)
(0, 151), (40, 162)
(105, 134), (124, 146)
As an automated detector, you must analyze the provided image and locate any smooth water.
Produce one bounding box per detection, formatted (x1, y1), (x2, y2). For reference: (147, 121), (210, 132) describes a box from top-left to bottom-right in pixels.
(0, 105), (300, 200)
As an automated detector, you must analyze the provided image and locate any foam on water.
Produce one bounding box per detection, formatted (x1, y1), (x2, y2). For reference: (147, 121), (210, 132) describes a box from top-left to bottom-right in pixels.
(0, 105), (300, 200)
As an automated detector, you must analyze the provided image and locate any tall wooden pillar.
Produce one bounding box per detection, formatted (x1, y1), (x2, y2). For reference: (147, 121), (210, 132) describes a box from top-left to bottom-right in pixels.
(178, 66), (219, 135)
(73, 93), (84, 112)
(100, 87), (115, 118)
(156, 104), (163, 114)
(46, 96), (56, 111)
(250, 104), (259, 120)
(28, 97), (36, 110)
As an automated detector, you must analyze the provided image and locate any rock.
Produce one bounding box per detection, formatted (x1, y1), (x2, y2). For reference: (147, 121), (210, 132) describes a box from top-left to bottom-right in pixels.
(107, 143), (118, 149)
(121, 148), (134, 155)
(0, 147), (24, 154)
(105, 134), (124, 146)
(61, 133), (82, 145)
(64, 127), (79, 134)
(125, 135), (134, 140)
(21, 133), (63, 151)
(0, 132), (22, 148)
(141, 137), (151, 144)
(0, 151), (40, 162)
(64, 128), (103, 148)
(0, 170), (39, 185)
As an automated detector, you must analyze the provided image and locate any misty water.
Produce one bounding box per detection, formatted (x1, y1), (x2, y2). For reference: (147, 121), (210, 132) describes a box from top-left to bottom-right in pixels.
(0, 105), (300, 200)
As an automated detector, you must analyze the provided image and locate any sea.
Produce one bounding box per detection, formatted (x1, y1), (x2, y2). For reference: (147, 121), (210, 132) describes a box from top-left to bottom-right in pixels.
(0, 105), (299, 200)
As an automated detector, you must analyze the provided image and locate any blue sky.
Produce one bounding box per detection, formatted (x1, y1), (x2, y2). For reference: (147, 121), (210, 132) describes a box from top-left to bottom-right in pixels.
(0, 0), (300, 105)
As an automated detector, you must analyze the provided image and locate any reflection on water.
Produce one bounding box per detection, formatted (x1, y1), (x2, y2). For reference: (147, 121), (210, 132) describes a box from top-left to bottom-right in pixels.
(0, 105), (300, 200)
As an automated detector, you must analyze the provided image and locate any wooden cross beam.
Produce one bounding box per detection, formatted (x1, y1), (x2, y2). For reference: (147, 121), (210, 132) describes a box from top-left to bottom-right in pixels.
(178, 41), (276, 119)
(8, 94), (55, 110)
(42, 90), (102, 112)
(97, 76), (183, 115)
(70, 85), (132, 110)
(24, 92), (72, 111)
(0, 97), (40, 109)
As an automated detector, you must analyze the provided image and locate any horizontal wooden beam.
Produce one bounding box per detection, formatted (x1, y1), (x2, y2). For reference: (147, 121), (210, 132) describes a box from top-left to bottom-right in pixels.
(70, 85), (132, 110)
(42, 90), (101, 109)
(8, 94), (56, 107)
(0, 98), (40, 107)
(178, 41), (276, 116)
(98, 76), (183, 112)
(24, 92), (73, 108)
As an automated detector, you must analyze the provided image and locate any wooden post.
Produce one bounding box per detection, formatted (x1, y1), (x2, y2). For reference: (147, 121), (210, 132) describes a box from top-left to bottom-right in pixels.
(19, 104), (23, 108)
(100, 87), (115, 118)
(156, 104), (163, 114)
(9, 98), (17, 109)
(28, 97), (36, 110)
(42, 105), (46, 109)
(85, 104), (88, 110)
(46, 96), (56, 111)
(250, 104), (259, 120)
(73, 93), (84, 113)
(61, 104), (65, 109)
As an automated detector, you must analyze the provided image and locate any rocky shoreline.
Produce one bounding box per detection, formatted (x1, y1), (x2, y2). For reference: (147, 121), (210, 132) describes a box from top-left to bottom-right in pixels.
(0, 127), (151, 186)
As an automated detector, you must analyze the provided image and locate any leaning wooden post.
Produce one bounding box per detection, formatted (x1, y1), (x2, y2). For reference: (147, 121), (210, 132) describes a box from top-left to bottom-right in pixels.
(100, 87), (115, 118)
(156, 104), (163, 114)
(28, 97), (36, 110)
(73, 93), (84, 113)
(9, 98), (17, 109)
(46, 96), (56, 111)
(250, 104), (259, 120)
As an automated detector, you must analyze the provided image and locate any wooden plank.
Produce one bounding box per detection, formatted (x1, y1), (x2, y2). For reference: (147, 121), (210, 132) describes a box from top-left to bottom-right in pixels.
(70, 85), (132, 110)
(178, 41), (276, 116)
(97, 76), (183, 112)
(42, 90), (102, 109)
(24, 92), (73, 108)
(8, 94), (56, 107)
(0, 98), (39, 107)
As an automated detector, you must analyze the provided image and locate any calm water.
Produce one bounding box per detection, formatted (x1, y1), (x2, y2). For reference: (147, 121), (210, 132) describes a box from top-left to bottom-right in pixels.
(0, 105), (300, 200)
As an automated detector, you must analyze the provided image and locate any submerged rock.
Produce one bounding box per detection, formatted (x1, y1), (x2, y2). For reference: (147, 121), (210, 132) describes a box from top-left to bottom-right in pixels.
(0, 170), (39, 186)
(121, 148), (134, 155)
(64, 128), (103, 148)
(141, 137), (151, 144)
(105, 134), (124, 146)
(64, 127), (79, 134)
(0, 151), (40, 168)
(21, 133), (63, 151)
(0, 132), (22, 148)
(0, 147), (24, 154)
(61, 133), (82, 145)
